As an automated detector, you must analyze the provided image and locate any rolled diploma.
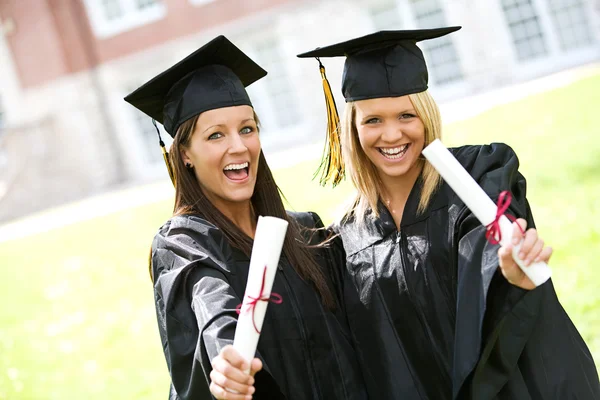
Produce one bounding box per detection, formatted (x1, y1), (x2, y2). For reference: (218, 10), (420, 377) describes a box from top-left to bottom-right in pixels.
(422, 139), (551, 286)
(233, 215), (289, 367)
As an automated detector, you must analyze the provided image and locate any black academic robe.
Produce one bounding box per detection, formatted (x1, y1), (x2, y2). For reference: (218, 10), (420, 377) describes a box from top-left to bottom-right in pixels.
(334, 143), (600, 399)
(151, 211), (368, 400)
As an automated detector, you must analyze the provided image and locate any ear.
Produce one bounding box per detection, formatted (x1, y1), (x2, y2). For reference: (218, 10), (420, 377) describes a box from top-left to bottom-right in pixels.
(180, 147), (192, 165)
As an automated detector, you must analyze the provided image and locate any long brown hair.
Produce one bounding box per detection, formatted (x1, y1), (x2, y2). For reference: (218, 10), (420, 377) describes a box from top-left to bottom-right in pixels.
(340, 90), (443, 222)
(169, 111), (334, 308)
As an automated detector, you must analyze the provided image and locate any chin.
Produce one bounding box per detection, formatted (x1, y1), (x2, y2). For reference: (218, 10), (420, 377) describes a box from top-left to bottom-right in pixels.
(379, 159), (420, 179)
(224, 187), (255, 203)
(380, 167), (410, 179)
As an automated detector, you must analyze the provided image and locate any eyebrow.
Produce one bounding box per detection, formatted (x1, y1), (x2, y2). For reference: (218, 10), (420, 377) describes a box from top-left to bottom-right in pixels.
(359, 114), (379, 123)
(359, 108), (417, 121)
(203, 124), (224, 134)
(202, 118), (256, 134)
(400, 108), (417, 114)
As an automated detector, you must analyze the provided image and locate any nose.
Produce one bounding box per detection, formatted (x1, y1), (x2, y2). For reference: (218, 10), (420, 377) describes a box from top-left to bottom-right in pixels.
(381, 122), (403, 143)
(227, 131), (248, 155)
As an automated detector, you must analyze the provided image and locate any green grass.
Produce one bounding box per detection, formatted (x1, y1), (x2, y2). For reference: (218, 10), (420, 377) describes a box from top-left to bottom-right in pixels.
(1, 73), (599, 399)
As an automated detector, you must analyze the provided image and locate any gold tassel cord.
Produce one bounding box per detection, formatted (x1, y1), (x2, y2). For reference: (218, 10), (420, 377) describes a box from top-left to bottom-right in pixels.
(152, 119), (176, 187)
(161, 145), (176, 186)
(150, 119), (174, 283)
(315, 59), (345, 187)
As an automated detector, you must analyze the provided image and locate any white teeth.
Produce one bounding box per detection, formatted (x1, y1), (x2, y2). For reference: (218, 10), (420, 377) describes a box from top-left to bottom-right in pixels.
(224, 162), (249, 171)
(380, 144), (409, 156)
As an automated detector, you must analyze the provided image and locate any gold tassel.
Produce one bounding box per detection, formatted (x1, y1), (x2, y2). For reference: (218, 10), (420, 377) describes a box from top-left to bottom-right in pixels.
(314, 58), (345, 187)
(153, 119), (176, 187)
(150, 120), (173, 284)
(148, 248), (154, 283)
(160, 144), (176, 187)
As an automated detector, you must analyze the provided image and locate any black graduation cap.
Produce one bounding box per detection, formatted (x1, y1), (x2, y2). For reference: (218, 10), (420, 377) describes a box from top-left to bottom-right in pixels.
(296, 26), (461, 186)
(124, 35), (267, 184)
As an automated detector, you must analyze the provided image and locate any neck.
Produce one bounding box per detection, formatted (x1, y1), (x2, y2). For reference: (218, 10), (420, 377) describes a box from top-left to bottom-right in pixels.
(378, 161), (423, 229)
(215, 199), (256, 239)
(380, 160), (423, 205)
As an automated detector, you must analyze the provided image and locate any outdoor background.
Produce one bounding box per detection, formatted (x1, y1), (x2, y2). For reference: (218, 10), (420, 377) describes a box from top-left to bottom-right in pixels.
(0, 0), (599, 399)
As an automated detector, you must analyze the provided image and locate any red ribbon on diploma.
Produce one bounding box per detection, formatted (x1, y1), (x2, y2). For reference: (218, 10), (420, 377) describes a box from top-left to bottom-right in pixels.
(485, 191), (524, 245)
(236, 265), (283, 334)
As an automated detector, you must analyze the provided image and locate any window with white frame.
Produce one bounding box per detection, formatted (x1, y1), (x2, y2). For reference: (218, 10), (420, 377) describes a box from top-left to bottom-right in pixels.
(501, 0), (548, 61)
(410, 0), (463, 85)
(132, 110), (168, 165)
(0, 95), (4, 130)
(83, 0), (166, 39)
(547, 0), (595, 51)
(136, 0), (159, 9)
(100, 0), (123, 20)
(189, 0), (216, 5)
(248, 38), (301, 133)
(126, 84), (171, 165)
(0, 95), (6, 183)
(369, 0), (403, 31)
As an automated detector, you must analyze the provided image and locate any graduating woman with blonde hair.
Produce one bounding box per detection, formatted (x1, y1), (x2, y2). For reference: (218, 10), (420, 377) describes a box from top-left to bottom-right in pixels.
(298, 26), (599, 399)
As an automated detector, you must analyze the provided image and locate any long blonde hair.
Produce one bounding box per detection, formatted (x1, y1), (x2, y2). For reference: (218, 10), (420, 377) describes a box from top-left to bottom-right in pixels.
(341, 90), (443, 222)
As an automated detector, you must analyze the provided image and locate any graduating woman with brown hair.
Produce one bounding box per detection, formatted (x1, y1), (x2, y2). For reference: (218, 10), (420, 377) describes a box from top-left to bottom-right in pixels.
(125, 36), (367, 400)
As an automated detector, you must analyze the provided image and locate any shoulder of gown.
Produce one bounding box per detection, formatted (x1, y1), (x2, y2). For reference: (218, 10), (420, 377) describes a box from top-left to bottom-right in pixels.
(450, 142), (527, 209)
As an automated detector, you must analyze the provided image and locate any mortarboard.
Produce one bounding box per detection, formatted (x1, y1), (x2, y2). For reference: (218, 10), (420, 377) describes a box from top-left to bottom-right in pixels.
(124, 35), (267, 184)
(297, 26), (461, 186)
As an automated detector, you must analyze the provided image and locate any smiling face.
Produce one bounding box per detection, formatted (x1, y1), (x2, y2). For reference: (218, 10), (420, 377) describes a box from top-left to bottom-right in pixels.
(180, 105), (260, 212)
(354, 95), (425, 184)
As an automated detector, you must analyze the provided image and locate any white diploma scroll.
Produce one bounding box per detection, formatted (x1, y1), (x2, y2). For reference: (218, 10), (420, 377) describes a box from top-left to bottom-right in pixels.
(422, 139), (551, 286)
(233, 215), (289, 367)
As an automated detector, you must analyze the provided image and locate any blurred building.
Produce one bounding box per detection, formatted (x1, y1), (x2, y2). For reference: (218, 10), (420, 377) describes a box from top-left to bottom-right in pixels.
(0, 0), (598, 222)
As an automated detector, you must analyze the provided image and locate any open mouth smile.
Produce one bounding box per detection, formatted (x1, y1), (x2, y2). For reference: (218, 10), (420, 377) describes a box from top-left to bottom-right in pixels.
(378, 144), (410, 160)
(223, 162), (250, 181)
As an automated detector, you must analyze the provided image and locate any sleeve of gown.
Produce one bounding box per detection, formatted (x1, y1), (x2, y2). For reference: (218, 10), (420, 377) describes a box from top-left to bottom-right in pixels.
(453, 143), (534, 322)
(450, 143), (531, 396)
(451, 144), (600, 399)
(151, 220), (284, 400)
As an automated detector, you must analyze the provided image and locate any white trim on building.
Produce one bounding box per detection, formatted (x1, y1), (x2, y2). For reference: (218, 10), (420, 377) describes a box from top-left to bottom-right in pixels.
(89, 0), (600, 180)
(0, 16), (22, 125)
(363, 0), (599, 99)
(188, 0), (217, 6)
(83, 0), (167, 39)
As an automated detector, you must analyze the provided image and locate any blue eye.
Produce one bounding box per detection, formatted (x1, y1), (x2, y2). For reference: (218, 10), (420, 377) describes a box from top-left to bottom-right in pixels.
(399, 113), (416, 119)
(240, 126), (254, 135)
(208, 132), (223, 140)
(365, 117), (381, 124)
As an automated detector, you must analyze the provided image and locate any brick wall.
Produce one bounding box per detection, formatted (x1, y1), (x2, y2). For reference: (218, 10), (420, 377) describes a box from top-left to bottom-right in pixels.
(0, 0), (297, 90)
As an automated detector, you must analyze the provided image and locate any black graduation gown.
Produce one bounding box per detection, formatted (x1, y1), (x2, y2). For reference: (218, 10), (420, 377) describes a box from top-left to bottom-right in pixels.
(334, 143), (600, 399)
(150, 211), (368, 400)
